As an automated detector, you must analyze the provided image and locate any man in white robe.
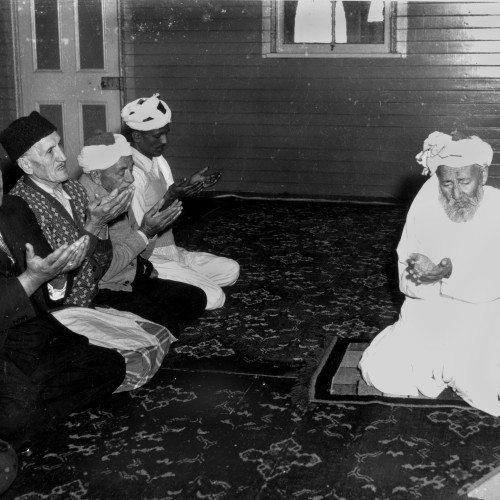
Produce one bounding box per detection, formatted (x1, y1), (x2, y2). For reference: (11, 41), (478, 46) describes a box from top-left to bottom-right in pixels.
(120, 94), (240, 310)
(359, 131), (500, 416)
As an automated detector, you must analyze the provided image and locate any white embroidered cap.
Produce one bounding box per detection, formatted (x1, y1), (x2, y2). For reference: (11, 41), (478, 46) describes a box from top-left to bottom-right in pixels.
(121, 93), (172, 131)
(78, 133), (132, 173)
(416, 131), (493, 176)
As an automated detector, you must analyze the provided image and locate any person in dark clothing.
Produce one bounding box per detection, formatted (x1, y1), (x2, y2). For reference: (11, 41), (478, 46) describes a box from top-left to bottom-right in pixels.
(0, 169), (125, 493)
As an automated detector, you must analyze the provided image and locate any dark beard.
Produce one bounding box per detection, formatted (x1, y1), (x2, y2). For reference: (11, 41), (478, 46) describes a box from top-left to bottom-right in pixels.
(439, 186), (483, 223)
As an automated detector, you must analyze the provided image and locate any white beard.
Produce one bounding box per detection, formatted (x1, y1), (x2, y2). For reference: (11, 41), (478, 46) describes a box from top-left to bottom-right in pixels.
(439, 186), (483, 223)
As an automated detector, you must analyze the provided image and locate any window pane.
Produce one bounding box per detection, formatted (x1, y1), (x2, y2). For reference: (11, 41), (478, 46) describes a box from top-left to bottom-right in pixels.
(34, 0), (60, 70)
(293, 0), (332, 44)
(284, 1), (298, 44)
(82, 104), (107, 142)
(341, 2), (384, 44)
(283, 0), (385, 45)
(78, 0), (104, 69)
(39, 104), (64, 146)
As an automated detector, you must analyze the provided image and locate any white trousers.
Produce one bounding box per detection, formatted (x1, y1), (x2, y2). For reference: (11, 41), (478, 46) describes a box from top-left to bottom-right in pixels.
(150, 246), (240, 310)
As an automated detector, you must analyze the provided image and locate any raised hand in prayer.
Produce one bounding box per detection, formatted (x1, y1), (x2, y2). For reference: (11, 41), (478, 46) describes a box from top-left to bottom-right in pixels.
(189, 167), (222, 189)
(166, 177), (203, 201)
(406, 253), (452, 285)
(18, 236), (89, 296)
(85, 186), (135, 235)
(139, 198), (183, 239)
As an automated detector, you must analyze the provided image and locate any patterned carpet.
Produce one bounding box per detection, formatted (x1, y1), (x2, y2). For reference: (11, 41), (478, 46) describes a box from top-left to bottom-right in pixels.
(4, 198), (500, 500)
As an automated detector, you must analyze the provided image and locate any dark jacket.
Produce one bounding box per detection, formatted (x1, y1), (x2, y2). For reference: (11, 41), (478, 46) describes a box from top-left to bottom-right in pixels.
(0, 195), (84, 357)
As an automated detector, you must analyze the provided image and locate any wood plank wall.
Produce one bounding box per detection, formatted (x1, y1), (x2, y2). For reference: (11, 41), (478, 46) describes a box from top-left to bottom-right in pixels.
(122, 0), (500, 200)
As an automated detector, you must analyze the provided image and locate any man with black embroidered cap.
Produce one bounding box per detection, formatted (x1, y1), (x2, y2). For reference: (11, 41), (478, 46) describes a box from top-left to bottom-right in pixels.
(8, 111), (133, 307)
(121, 94), (240, 310)
(2, 112), (178, 398)
(0, 160), (125, 493)
(359, 131), (500, 416)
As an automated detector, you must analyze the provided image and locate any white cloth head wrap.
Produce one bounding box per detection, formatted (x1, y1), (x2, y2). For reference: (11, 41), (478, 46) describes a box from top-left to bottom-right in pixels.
(121, 93), (172, 131)
(416, 131), (493, 176)
(78, 134), (132, 173)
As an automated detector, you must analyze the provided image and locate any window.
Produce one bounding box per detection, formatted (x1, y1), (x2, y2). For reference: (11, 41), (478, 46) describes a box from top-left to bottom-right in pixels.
(266, 0), (403, 58)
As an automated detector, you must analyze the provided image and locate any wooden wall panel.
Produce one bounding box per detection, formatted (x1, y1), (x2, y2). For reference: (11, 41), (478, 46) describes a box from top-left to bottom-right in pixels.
(122, 0), (500, 200)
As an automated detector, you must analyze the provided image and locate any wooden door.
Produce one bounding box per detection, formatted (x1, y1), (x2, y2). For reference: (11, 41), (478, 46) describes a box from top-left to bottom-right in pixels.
(14, 0), (122, 177)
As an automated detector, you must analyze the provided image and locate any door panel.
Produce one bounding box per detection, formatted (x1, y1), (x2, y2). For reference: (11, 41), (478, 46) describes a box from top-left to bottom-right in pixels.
(15, 0), (122, 177)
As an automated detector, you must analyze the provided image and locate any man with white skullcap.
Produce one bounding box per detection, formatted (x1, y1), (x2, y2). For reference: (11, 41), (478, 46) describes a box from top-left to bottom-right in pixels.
(359, 130), (500, 416)
(79, 132), (207, 337)
(121, 93), (240, 310)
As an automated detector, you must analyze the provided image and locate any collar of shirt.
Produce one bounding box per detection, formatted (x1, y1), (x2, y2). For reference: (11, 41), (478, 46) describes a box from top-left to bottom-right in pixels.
(31, 178), (74, 219)
(31, 178), (72, 202)
(132, 147), (158, 173)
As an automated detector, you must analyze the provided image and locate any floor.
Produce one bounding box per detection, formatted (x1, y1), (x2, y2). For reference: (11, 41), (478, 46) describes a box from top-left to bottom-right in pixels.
(4, 198), (500, 499)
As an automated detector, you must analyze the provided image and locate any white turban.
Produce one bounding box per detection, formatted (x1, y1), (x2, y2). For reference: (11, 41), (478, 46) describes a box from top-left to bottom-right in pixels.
(78, 134), (132, 173)
(121, 93), (172, 131)
(416, 131), (493, 176)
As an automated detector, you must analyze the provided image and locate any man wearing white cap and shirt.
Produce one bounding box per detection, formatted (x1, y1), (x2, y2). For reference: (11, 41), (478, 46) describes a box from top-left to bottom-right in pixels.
(121, 93), (240, 310)
(79, 132), (207, 337)
(359, 131), (500, 416)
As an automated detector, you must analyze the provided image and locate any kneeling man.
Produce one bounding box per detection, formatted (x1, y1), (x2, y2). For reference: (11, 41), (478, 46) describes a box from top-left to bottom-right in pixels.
(359, 131), (500, 416)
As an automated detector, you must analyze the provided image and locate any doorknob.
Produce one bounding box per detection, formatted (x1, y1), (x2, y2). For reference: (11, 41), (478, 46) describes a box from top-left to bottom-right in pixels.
(101, 77), (123, 90)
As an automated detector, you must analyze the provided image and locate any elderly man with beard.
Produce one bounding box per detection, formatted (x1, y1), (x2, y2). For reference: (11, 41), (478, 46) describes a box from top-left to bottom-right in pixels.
(359, 131), (500, 416)
(78, 132), (207, 336)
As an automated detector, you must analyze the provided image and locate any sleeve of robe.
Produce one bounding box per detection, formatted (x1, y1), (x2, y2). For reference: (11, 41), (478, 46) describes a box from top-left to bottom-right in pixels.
(99, 212), (155, 282)
(396, 206), (442, 301)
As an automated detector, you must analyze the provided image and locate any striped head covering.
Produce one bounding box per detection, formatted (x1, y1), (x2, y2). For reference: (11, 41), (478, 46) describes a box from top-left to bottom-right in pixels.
(121, 93), (172, 131)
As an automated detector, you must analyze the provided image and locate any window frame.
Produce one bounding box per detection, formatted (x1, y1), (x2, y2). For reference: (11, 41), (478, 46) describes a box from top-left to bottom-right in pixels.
(264, 1), (405, 59)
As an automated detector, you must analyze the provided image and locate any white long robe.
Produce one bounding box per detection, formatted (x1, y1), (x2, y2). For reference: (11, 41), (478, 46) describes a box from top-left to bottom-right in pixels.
(130, 149), (240, 310)
(359, 176), (500, 416)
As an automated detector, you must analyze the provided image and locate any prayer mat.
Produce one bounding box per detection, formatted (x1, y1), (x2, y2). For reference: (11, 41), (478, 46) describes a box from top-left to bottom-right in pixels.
(309, 336), (470, 408)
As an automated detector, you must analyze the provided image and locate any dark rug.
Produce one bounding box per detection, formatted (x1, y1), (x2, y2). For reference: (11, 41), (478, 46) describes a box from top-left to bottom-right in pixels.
(166, 197), (406, 384)
(310, 336), (469, 408)
(6, 198), (500, 500)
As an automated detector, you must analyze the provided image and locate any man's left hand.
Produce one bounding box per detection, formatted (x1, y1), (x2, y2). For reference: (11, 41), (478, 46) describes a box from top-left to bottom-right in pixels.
(189, 167), (222, 189)
(406, 253), (452, 285)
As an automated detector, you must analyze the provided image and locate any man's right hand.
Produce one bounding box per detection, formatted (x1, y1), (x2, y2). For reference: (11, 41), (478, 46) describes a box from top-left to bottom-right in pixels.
(139, 199), (183, 239)
(18, 236), (89, 296)
(85, 186), (134, 235)
(167, 178), (203, 200)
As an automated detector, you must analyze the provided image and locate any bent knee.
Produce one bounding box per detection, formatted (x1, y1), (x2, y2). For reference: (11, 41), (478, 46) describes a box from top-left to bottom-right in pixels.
(91, 347), (126, 388)
(174, 283), (207, 319)
(219, 260), (240, 287)
(205, 287), (226, 310)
